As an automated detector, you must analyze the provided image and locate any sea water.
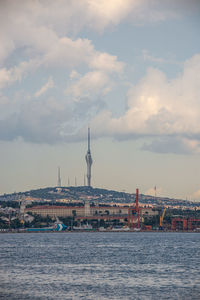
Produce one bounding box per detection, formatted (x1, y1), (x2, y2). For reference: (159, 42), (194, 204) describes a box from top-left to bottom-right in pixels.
(0, 232), (199, 299)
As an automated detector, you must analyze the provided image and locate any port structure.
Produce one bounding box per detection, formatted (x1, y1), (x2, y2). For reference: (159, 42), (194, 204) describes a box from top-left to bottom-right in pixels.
(159, 207), (166, 229)
(85, 127), (93, 187)
(172, 218), (200, 231)
(128, 188), (143, 229)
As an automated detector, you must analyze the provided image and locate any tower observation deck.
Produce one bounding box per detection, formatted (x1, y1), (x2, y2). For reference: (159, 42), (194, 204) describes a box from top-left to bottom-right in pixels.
(85, 127), (93, 187)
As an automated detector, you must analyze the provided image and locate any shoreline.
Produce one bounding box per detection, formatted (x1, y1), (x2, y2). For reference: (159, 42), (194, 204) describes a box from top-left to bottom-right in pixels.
(0, 229), (200, 233)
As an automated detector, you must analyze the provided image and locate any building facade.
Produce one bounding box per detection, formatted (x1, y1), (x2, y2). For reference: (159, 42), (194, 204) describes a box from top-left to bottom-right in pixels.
(25, 203), (158, 219)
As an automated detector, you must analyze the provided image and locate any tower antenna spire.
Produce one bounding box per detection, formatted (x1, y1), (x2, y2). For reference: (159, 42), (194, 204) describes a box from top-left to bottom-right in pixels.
(85, 127), (93, 187)
(88, 127), (90, 151)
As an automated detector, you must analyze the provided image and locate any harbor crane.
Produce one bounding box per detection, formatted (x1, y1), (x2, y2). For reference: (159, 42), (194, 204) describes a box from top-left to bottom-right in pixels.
(160, 207), (166, 229)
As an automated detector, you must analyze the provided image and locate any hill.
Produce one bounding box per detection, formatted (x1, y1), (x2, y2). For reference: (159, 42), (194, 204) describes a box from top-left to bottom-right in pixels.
(0, 186), (199, 208)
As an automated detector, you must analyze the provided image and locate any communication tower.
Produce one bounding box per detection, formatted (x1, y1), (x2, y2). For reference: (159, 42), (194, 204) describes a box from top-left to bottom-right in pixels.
(57, 166), (61, 187)
(85, 127), (93, 187)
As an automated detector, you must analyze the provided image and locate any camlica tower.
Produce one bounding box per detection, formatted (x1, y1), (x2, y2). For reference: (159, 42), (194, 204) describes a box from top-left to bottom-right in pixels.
(85, 127), (93, 187)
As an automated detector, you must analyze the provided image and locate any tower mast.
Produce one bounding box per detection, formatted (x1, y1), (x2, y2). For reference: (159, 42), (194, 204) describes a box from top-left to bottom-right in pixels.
(85, 127), (93, 187)
(57, 166), (61, 187)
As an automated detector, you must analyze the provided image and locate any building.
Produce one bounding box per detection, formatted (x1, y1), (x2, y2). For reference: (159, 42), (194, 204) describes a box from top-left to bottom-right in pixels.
(25, 202), (158, 220)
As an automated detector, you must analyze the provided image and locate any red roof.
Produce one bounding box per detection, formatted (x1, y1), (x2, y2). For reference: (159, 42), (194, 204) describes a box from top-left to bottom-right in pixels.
(26, 205), (84, 210)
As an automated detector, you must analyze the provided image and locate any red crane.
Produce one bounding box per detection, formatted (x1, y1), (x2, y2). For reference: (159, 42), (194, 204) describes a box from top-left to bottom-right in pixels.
(128, 188), (143, 229)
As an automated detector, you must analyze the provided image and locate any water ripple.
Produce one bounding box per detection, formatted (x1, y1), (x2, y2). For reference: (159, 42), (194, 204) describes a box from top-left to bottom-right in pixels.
(0, 232), (199, 299)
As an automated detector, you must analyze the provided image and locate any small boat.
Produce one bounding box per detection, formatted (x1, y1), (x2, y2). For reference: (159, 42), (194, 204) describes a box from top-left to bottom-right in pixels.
(73, 223), (93, 230)
(26, 222), (67, 232)
(112, 226), (130, 231)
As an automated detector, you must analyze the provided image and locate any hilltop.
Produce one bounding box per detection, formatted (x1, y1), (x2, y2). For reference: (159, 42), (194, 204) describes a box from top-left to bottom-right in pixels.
(0, 186), (199, 208)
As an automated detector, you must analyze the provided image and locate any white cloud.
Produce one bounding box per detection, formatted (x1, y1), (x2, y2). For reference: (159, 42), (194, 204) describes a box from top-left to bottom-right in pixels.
(66, 71), (112, 100)
(0, 0), (126, 144)
(0, 0), (190, 65)
(90, 54), (200, 153)
(0, 1), (125, 89)
(69, 70), (80, 80)
(90, 52), (124, 73)
(0, 59), (40, 89)
(142, 50), (180, 65)
(0, 0), (127, 78)
(0, 1), (199, 147)
(42, 37), (94, 68)
(84, 0), (138, 30)
(34, 77), (54, 98)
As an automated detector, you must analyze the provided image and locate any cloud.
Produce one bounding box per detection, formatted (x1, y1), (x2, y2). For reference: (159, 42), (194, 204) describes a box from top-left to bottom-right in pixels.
(142, 137), (200, 155)
(145, 186), (163, 197)
(191, 189), (200, 201)
(0, 0), (126, 144)
(90, 54), (200, 153)
(0, 1), (199, 148)
(66, 71), (112, 100)
(0, 0), (127, 73)
(89, 52), (124, 73)
(1, 0), (195, 65)
(84, 0), (138, 31)
(34, 77), (54, 98)
(69, 70), (80, 80)
(142, 50), (180, 65)
(0, 89), (105, 144)
(0, 60), (38, 89)
(0, 60), (33, 89)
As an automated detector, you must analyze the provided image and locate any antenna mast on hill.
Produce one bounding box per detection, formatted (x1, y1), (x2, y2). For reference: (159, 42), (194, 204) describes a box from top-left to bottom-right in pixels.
(57, 167), (61, 187)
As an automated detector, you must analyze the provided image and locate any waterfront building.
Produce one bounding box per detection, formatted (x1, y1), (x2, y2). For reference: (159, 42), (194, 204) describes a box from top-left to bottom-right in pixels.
(25, 203), (158, 220)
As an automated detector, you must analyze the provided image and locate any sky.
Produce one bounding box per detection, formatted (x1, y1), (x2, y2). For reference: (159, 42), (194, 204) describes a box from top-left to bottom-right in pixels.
(0, 0), (200, 200)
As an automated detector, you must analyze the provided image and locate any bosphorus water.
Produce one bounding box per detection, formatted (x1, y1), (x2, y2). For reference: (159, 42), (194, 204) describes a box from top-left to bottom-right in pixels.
(0, 232), (199, 299)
